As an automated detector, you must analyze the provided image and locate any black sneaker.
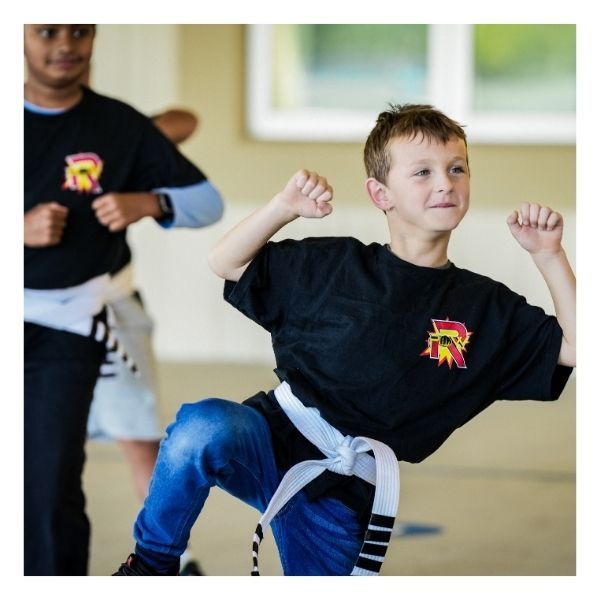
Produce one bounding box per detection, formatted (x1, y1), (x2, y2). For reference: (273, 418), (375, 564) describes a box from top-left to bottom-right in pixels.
(179, 559), (204, 576)
(113, 553), (177, 576)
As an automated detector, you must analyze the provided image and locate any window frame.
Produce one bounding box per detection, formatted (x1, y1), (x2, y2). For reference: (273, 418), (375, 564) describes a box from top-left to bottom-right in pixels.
(245, 24), (575, 144)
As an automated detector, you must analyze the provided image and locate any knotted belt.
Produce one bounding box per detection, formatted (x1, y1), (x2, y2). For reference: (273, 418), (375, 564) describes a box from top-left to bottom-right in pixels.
(251, 381), (400, 576)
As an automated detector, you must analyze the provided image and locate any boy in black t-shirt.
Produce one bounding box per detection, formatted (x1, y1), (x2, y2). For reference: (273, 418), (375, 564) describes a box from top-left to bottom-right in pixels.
(24, 24), (222, 576)
(114, 104), (575, 576)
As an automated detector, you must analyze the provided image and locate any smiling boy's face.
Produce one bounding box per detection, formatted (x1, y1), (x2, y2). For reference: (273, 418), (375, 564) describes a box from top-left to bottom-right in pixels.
(24, 25), (95, 91)
(375, 134), (470, 237)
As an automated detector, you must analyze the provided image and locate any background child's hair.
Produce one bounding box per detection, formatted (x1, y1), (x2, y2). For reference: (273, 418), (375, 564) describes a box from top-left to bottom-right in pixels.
(364, 104), (467, 183)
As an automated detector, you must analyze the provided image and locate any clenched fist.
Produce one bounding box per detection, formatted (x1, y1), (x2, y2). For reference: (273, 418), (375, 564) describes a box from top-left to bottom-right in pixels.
(24, 202), (69, 247)
(506, 203), (564, 256)
(274, 169), (334, 220)
(92, 192), (162, 232)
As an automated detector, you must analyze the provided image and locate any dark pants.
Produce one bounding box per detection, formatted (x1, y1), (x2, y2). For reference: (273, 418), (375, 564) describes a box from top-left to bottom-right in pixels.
(24, 323), (104, 575)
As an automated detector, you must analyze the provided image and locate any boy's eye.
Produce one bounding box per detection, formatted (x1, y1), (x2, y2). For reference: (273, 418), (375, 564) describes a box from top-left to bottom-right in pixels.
(38, 27), (58, 39)
(415, 169), (430, 177)
(73, 27), (93, 39)
(450, 166), (465, 174)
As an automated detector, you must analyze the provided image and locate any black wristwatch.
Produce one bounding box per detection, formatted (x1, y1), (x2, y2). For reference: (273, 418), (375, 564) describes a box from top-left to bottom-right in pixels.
(156, 192), (174, 222)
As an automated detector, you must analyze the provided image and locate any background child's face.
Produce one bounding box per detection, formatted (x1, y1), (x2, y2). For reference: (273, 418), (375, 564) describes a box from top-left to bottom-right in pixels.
(382, 134), (470, 236)
(24, 25), (95, 91)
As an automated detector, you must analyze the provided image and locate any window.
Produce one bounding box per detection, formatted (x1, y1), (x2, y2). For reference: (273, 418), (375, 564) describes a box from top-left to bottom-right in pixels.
(246, 24), (575, 144)
(473, 25), (575, 113)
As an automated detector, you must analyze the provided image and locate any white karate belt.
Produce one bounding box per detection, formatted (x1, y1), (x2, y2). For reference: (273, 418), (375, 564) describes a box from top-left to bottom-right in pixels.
(251, 381), (400, 576)
(24, 265), (139, 375)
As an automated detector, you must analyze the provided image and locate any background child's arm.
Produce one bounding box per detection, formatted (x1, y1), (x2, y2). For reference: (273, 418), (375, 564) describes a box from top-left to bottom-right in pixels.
(208, 169), (333, 282)
(507, 203), (576, 367)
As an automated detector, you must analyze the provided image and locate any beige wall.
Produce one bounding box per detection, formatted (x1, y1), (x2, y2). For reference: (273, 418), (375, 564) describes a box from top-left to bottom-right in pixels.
(91, 25), (576, 362)
(92, 25), (179, 114)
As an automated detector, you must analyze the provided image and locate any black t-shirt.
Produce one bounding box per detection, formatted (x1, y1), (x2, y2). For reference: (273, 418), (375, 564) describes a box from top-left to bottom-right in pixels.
(24, 86), (206, 289)
(224, 237), (572, 518)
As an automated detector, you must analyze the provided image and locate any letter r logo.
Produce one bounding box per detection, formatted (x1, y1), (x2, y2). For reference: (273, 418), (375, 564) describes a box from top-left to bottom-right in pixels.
(421, 318), (472, 369)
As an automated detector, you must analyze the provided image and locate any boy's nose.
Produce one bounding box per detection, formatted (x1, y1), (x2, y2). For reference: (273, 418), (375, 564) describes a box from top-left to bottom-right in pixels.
(55, 28), (76, 53)
(435, 174), (453, 193)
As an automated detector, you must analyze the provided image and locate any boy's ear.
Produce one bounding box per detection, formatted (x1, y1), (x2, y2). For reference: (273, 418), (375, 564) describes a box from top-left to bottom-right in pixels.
(366, 177), (391, 212)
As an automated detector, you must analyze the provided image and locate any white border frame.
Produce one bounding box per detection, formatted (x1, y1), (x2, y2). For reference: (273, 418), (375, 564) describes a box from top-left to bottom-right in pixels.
(246, 24), (575, 144)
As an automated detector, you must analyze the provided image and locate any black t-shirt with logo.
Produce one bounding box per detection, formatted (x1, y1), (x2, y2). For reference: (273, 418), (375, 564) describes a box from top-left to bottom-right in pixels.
(24, 86), (206, 290)
(224, 236), (572, 519)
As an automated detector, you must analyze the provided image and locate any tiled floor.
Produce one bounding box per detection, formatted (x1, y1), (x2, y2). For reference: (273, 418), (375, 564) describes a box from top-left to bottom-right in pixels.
(84, 363), (575, 576)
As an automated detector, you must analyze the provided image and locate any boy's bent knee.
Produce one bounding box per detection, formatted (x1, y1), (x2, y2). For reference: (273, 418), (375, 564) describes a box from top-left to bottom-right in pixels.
(174, 398), (245, 431)
(163, 398), (248, 458)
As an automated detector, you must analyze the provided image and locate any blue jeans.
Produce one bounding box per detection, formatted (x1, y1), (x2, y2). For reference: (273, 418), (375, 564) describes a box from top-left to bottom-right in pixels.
(134, 398), (364, 575)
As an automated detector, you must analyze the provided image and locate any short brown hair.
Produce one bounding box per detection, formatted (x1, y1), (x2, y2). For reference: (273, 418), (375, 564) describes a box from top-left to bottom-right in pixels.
(364, 103), (467, 183)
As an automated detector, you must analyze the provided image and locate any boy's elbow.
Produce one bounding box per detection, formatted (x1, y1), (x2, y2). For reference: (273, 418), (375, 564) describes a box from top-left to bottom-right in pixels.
(207, 248), (226, 279)
(558, 341), (576, 368)
(207, 249), (246, 282)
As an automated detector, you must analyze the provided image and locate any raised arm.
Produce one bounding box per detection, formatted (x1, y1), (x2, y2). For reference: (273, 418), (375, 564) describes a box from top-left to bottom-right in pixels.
(208, 169), (333, 282)
(507, 203), (576, 367)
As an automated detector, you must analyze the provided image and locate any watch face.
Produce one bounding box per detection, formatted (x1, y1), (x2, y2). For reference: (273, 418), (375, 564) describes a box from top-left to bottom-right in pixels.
(159, 194), (173, 216)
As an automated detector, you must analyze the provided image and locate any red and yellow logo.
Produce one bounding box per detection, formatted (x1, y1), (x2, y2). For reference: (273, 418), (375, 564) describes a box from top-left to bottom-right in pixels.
(421, 318), (472, 369)
(62, 152), (103, 194)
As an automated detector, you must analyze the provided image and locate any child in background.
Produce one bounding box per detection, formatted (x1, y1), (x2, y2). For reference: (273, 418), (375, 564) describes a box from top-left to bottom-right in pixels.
(24, 24), (223, 575)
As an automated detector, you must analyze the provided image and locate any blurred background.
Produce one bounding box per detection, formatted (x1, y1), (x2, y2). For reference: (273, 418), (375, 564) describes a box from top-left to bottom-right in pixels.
(83, 24), (575, 575)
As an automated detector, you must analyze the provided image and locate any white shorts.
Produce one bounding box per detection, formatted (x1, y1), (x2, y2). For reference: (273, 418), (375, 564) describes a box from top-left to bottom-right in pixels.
(87, 293), (163, 442)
